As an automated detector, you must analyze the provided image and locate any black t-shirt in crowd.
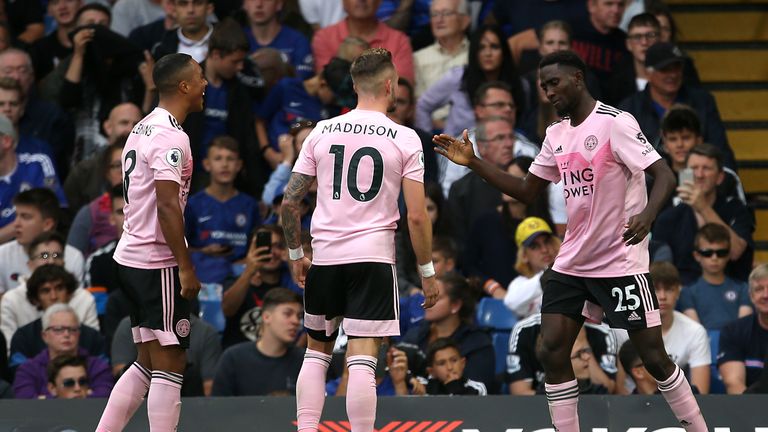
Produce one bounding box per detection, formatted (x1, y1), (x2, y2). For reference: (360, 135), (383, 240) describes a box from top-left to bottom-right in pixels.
(492, 0), (589, 36)
(29, 31), (72, 81)
(211, 343), (304, 396)
(570, 20), (628, 87)
(717, 314), (768, 389)
(221, 276), (282, 349)
(4, 0), (44, 45)
(506, 314), (618, 390)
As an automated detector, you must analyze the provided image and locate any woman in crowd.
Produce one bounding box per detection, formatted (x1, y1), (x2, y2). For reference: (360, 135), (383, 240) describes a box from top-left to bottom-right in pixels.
(415, 24), (524, 136)
(489, 217), (561, 320)
(400, 274), (495, 392)
(395, 182), (455, 295)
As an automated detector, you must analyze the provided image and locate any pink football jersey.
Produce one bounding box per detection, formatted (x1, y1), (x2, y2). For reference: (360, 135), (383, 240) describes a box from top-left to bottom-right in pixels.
(529, 102), (661, 277)
(114, 108), (193, 269)
(293, 109), (424, 265)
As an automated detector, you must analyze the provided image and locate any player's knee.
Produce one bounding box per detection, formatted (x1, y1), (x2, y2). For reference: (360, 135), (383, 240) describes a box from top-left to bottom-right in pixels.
(536, 337), (570, 371)
(637, 348), (675, 380)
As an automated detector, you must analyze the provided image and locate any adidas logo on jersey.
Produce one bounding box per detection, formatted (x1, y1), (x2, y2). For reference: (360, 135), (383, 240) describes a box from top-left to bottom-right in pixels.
(628, 311), (642, 321)
(554, 145), (563, 154)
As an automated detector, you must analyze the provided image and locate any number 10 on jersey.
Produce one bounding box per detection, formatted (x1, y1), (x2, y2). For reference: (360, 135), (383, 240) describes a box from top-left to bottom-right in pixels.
(329, 144), (384, 202)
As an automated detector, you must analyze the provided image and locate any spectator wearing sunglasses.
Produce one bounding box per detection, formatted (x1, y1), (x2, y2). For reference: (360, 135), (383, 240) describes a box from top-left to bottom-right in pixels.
(678, 223), (753, 331)
(13, 303), (112, 399)
(46, 354), (91, 399)
(1, 233), (98, 351)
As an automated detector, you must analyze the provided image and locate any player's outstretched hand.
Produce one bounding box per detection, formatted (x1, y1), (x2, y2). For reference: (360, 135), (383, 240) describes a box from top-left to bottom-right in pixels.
(623, 210), (654, 246)
(179, 267), (201, 300)
(290, 256), (311, 289)
(432, 129), (476, 167)
(421, 276), (439, 309)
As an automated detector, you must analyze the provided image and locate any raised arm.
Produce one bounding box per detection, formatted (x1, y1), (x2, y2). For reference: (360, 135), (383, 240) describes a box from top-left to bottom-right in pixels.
(433, 130), (549, 204)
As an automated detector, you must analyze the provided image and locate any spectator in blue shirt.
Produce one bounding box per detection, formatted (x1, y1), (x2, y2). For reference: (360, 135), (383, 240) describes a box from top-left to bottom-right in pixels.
(242, 0), (314, 79)
(255, 56), (352, 169)
(679, 223), (753, 330)
(0, 77), (54, 161)
(0, 49), (74, 180)
(0, 115), (66, 243)
(182, 18), (263, 197)
(185, 136), (261, 284)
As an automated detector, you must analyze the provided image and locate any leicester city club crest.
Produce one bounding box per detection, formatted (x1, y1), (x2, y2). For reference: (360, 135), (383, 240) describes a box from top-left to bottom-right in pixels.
(584, 135), (598, 150)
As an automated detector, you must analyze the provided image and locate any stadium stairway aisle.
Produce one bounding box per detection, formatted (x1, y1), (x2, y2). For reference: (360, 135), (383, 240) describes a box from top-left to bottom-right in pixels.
(669, 0), (768, 264)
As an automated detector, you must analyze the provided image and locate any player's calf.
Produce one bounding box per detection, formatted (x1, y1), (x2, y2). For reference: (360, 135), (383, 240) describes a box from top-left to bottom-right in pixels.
(629, 328), (708, 431)
(95, 362), (152, 432)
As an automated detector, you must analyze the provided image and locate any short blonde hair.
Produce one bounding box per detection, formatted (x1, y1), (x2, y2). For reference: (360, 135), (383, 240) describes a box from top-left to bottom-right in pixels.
(514, 235), (561, 278)
(350, 48), (394, 94)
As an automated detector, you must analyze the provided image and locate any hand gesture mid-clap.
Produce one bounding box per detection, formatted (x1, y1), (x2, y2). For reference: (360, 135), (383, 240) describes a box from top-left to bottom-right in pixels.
(432, 129), (476, 167)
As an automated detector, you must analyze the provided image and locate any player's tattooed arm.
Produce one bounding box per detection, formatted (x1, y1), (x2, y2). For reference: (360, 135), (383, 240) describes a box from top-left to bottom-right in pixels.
(281, 172), (314, 249)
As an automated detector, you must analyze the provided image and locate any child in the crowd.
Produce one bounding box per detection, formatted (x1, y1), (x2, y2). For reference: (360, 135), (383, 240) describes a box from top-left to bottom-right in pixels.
(679, 223), (752, 330)
(185, 136), (261, 284)
(422, 338), (487, 396)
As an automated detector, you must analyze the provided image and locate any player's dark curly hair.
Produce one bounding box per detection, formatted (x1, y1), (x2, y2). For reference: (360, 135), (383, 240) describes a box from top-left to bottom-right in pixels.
(539, 50), (587, 75)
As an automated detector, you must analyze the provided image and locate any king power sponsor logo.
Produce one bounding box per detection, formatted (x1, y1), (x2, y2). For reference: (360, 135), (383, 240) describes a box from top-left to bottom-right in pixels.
(294, 422), (768, 432)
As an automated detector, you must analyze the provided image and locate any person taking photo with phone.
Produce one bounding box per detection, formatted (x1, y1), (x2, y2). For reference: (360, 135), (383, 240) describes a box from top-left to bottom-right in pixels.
(653, 143), (754, 285)
(219, 225), (299, 349)
(658, 104), (745, 213)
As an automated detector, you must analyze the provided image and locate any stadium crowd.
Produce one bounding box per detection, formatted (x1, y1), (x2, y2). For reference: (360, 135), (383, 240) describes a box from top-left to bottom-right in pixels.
(0, 0), (765, 400)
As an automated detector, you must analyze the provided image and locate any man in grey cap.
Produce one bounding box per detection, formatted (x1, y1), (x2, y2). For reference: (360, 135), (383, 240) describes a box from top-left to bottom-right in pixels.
(0, 114), (67, 244)
(619, 42), (735, 169)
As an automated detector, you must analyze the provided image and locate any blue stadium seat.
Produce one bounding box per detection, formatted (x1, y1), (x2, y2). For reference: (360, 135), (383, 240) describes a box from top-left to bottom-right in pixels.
(491, 331), (511, 376)
(475, 298), (518, 386)
(708, 329), (726, 394)
(476, 298), (518, 331)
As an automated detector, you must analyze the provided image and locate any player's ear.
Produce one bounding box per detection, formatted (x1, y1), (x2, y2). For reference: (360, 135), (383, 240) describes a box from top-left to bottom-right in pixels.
(573, 70), (584, 88)
(202, 157), (212, 172)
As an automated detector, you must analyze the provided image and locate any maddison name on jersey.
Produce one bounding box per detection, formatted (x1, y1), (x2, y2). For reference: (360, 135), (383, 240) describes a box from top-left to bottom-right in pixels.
(320, 121), (398, 139)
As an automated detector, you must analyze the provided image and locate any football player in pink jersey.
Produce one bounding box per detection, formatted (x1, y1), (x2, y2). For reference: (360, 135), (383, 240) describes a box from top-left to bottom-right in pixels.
(281, 48), (439, 432)
(96, 53), (207, 432)
(434, 50), (707, 431)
